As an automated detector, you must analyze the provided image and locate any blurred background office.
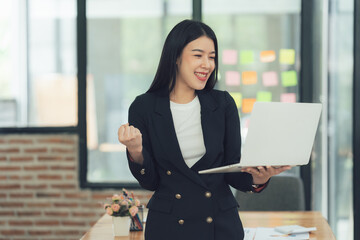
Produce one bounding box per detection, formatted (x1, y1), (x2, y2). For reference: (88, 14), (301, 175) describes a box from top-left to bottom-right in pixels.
(0, 0), (358, 240)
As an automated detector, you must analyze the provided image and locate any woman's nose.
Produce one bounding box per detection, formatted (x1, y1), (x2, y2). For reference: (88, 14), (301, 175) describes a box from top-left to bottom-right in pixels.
(202, 57), (211, 68)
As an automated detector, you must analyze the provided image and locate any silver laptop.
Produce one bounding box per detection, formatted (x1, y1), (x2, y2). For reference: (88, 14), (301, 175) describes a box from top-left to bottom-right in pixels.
(199, 102), (322, 174)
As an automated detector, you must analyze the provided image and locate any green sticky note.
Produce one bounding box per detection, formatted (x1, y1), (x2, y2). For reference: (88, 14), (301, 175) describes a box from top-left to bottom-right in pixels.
(281, 71), (298, 87)
(240, 50), (254, 64)
(279, 49), (295, 64)
(229, 92), (242, 108)
(256, 91), (272, 102)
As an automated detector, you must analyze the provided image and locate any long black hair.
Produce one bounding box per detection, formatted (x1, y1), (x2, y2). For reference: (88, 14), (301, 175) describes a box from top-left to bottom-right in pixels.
(147, 20), (218, 93)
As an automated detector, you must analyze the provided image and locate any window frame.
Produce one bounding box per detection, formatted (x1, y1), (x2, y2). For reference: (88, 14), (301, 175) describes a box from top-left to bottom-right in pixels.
(79, 0), (199, 189)
(0, 1), (79, 131)
(0, 1), (78, 132)
(80, 0), (313, 192)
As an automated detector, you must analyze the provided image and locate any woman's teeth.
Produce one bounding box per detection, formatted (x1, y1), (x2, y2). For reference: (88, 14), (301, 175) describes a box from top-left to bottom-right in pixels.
(195, 72), (206, 77)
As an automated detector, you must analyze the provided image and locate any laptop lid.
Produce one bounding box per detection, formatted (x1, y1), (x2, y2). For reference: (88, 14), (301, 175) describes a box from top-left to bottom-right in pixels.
(239, 102), (322, 167)
(198, 102), (322, 174)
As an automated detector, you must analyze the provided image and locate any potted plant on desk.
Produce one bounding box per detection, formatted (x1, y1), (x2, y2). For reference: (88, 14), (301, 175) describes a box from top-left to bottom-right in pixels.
(104, 189), (143, 236)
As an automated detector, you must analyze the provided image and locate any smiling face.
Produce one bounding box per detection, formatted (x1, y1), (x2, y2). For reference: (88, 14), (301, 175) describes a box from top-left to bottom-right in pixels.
(175, 36), (216, 94)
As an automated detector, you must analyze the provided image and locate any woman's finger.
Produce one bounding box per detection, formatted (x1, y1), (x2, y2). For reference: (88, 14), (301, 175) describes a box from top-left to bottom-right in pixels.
(121, 125), (127, 138)
(129, 126), (136, 138)
(135, 128), (142, 137)
(118, 125), (124, 138)
(118, 123), (131, 143)
(257, 166), (267, 174)
(242, 167), (258, 175)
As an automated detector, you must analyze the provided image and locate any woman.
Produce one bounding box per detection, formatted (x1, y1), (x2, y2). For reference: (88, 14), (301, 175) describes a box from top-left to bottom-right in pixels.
(118, 20), (291, 240)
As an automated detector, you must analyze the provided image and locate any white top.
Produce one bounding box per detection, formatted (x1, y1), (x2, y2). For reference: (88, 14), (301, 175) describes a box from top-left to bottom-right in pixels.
(170, 96), (206, 168)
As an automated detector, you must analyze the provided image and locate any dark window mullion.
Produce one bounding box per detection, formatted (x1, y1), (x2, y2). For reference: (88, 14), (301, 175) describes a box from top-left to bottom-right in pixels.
(77, 0), (88, 188)
(193, 0), (202, 21)
(353, 0), (360, 239)
(300, 0), (314, 211)
(0, 127), (77, 134)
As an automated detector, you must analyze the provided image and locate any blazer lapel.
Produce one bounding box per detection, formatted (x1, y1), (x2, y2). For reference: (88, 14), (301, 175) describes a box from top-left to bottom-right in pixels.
(152, 89), (207, 188)
(190, 90), (219, 171)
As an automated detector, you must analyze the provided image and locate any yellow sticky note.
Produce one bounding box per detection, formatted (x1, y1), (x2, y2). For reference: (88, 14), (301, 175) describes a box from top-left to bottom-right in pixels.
(242, 98), (257, 113)
(260, 50), (276, 62)
(279, 49), (295, 64)
(257, 91), (272, 102)
(281, 71), (298, 87)
(229, 92), (242, 108)
(242, 71), (257, 85)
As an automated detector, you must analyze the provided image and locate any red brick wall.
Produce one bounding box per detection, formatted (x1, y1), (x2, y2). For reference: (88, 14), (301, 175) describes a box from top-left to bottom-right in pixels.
(0, 134), (152, 240)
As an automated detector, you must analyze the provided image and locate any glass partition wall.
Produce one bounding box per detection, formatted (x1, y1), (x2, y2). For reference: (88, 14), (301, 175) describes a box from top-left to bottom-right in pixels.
(86, 0), (192, 183)
(203, 0), (301, 174)
(0, 0), (77, 127)
(312, 0), (354, 239)
(327, 0), (354, 239)
(85, 0), (302, 183)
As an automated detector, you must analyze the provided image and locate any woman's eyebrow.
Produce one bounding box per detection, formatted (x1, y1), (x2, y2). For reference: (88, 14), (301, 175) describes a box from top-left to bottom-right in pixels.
(191, 49), (216, 54)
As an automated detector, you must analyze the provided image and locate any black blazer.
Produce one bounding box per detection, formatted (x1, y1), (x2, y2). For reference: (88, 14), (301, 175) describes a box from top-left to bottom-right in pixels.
(127, 88), (256, 240)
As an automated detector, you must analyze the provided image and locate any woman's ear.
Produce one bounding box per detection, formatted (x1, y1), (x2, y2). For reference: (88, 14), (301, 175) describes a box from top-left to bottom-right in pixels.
(175, 59), (180, 72)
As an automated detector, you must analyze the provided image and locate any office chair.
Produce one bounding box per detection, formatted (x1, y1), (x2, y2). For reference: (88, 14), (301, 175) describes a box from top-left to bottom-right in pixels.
(235, 175), (305, 211)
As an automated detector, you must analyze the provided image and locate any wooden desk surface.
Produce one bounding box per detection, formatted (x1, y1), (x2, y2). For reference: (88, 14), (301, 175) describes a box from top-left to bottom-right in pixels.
(80, 211), (335, 240)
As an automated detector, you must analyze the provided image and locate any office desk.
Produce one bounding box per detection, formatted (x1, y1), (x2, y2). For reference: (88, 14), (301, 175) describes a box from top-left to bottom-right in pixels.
(80, 211), (335, 240)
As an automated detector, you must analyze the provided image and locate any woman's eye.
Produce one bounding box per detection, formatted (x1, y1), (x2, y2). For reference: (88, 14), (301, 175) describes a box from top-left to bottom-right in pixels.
(194, 55), (202, 57)
(210, 56), (216, 60)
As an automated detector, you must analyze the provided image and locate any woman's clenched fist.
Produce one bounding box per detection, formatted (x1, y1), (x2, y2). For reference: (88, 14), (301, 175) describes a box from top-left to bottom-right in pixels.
(118, 123), (143, 154)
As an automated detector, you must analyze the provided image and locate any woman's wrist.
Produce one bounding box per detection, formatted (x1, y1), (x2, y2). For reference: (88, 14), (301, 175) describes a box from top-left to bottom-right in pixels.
(252, 177), (270, 185)
(127, 147), (144, 165)
(127, 146), (142, 155)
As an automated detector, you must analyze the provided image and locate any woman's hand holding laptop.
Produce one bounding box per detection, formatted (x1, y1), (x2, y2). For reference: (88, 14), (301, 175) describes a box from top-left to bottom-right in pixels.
(241, 166), (292, 185)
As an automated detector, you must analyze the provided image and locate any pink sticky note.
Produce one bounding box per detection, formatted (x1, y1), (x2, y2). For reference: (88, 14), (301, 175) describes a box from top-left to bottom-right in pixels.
(222, 50), (238, 65)
(225, 71), (240, 86)
(281, 93), (297, 103)
(262, 71), (278, 87)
